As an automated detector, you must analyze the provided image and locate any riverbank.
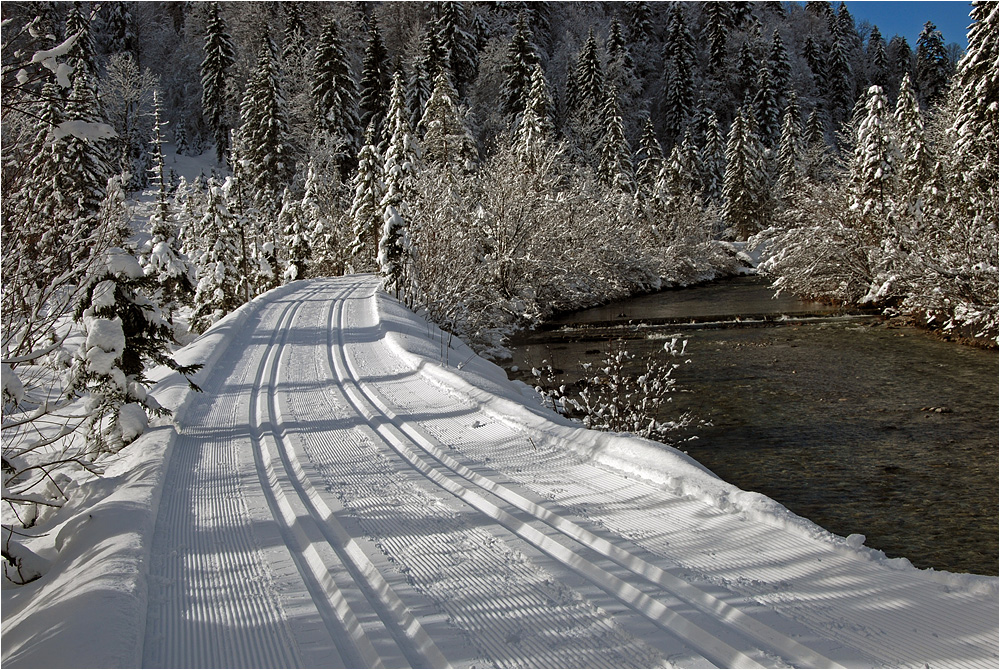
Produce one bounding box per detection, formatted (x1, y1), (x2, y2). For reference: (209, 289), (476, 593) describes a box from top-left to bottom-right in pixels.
(506, 275), (999, 575)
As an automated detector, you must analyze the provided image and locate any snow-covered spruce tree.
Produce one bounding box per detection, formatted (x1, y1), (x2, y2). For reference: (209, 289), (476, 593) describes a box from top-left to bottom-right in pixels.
(348, 123), (386, 271)
(849, 85), (899, 255)
(754, 61), (782, 149)
(378, 205), (416, 305)
(722, 106), (767, 239)
(64, 1), (97, 77)
(776, 98), (804, 203)
(893, 72), (933, 222)
(827, 16), (855, 126)
(598, 86), (634, 194)
(661, 4), (696, 142)
(277, 188), (310, 282)
(915, 21), (950, 108)
(418, 70), (477, 173)
(571, 29), (606, 158)
(67, 248), (201, 455)
(144, 90), (194, 323)
(703, 1), (731, 76)
(515, 62), (554, 164)
(433, 1), (479, 98)
(700, 111), (727, 206)
(200, 1), (236, 166)
(239, 35), (291, 216)
(635, 117), (663, 195)
(191, 178), (246, 332)
(359, 16), (390, 144)
(381, 71), (422, 214)
(868, 25), (889, 90)
(768, 30), (792, 103)
(500, 12), (539, 123)
(311, 16), (359, 172)
(99, 0), (137, 59)
(408, 28), (443, 131)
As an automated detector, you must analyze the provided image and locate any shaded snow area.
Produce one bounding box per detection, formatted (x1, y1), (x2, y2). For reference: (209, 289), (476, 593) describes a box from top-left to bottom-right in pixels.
(3, 276), (997, 669)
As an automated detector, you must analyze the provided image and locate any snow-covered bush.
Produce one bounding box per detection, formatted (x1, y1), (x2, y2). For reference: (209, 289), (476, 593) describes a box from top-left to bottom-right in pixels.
(531, 338), (695, 442)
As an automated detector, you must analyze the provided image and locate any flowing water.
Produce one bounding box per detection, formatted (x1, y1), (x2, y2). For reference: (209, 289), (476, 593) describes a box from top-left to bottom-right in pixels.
(507, 275), (999, 576)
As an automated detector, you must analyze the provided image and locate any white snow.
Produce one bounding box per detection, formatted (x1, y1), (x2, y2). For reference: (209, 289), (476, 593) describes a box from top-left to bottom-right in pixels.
(52, 120), (118, 142)
(2, 276), (996, 669)
(82, 317), (125, 377)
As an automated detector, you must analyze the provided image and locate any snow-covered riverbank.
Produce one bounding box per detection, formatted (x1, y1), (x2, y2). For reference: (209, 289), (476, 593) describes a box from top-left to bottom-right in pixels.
(3, 276), (997, 668)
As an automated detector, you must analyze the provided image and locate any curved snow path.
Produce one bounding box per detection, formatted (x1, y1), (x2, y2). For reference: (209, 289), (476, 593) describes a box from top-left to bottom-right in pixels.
(142, 276), (998, 669)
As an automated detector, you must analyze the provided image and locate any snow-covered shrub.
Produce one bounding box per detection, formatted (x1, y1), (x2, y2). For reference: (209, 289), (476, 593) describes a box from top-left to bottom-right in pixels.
(532, 338), (695, 442)
(66, 248), (201, 454)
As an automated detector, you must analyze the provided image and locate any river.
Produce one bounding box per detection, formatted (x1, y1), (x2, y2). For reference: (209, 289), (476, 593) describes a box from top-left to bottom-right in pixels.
(506, 275), (999, 576)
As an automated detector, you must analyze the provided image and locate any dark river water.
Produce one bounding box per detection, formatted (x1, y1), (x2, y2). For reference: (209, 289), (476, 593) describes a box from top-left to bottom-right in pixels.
(507, 275), (999, 576)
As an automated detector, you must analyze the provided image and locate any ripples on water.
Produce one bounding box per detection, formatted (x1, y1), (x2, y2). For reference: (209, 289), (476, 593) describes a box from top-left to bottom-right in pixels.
(508, 277), (999, 576)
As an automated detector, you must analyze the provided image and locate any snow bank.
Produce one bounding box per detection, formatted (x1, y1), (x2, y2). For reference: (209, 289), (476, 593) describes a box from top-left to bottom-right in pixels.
(371, 287), (998, 596)
(1, 283), (301, 668)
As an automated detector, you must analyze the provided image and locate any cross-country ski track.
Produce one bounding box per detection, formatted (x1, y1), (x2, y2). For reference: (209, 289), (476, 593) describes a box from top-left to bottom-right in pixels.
(3, 275), (997, 669)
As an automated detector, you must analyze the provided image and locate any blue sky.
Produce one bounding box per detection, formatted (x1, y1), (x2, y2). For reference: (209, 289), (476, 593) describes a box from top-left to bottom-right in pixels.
(842, 1), (973, 48)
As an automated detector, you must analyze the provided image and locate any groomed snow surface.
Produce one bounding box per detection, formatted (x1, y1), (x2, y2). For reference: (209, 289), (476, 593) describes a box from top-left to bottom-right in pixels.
(3, 275), (997, 669)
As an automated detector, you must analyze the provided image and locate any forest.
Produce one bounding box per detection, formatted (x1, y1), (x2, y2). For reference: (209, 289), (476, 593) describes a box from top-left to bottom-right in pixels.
(1, 1), (997, 565)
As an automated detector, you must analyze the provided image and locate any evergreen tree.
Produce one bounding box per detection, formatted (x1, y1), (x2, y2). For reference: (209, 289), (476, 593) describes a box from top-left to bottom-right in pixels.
(348, 123), (386, 267)
(802, 35), (826, 91)
(704, 2), (732, 76)
(68, 249), (199, 454)
(359, 16), (390, 143)
(515, 62), (554, 161)
(776, 98), (804, 199)
(101, 1), (137, 58)
(662, 5), (696, 141)
(598, 86), (633, 193)
(192, 178), (245, 331)
(239, 36), (291, 216)
(723, 106), (767, 238)
(378, 205), (415, 305)
(849, 85), (898, 246)
(433, 1), (479, 97)
(916, 21), (949, 107)
(312, 19), (359, 145)
(64, 1), (96, 77)
(277, 188), (311, 281)
(501, 13), (539, 121)
(635, 117), (663, 193)
(418, 70), (477, 172)
(754, 61), (781, 148)
(700, 111), (727, 205)
(768, 30), (792, 99)
(828, 17), (855, 125)
(868, 26), (889, 89)
(200, 2), (236, 165)
(408, 29), (444, 130)
(381, 72), (421, 214)
(606, 17), (633, 71)
(894, 72), (932, 215)
(145, 90), (194, 321)
(281, 2), (308, 62)
(624, 1), (654, 43)
(575, 29), (606, 119)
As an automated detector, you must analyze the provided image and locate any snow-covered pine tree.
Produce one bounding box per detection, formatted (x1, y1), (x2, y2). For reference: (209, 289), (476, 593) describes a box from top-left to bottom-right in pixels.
(754, 61), (781, 148)
(893, 72), (932, 221)
(598, 85), (634, 194)
(64, 1), (96, 77)
(916, 21), (950, 107)
(277, 188), (310, 282)
(662, 5), (696, 142)
(348, 123), (386, 269)
(607, 17), (633, 72)
(144, 90), (194, 322)
(191, 178), (245, 332)
(239, 35), (291, 216)
(408, 28), (443, 130)
(433, 1), (479, 98)
(704, 2), (731, 76)
(418, 70), (477, 173)
(311, 18), (359, 148)
(802, 35), (826, 92)
(359, 16), (390, 144)
(67, 248), (200, 454)
(573, 29), (606, 154)
(776, 97), (804, 201)
(827, 17), (855, 126)
(378, 205), (415, 306)
(635, 117), (663, 194)
(100, 0), (137, 59)
(500, 12), (538, 122)
(868, 26), (889, 90)
(515, 62), (554, 164)
(381, 71), (421, 217)
(200, 1), (236, 166)
(700, 111), (726, 206)
(768, 30), (792, 101)
(849, 85), (898, 251)
(722, 106), (767, 239)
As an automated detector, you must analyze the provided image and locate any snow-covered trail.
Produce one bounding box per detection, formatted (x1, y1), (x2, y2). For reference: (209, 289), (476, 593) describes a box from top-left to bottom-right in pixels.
(139, 275), (996, 669)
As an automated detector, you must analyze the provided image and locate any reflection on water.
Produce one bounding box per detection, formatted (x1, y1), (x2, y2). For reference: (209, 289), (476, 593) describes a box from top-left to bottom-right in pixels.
(508, 277), (999, 576)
